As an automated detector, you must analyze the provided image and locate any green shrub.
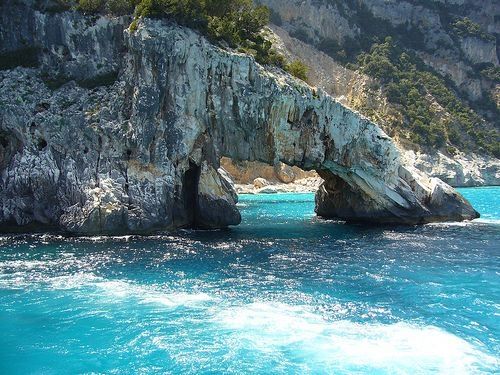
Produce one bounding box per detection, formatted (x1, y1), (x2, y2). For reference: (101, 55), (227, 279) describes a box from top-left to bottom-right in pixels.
(480, 66), (500, 83)
(66, 0), (287, 73)
(46, 0), (74, 12)
(129, 18), (139, 32)
(132, 0), (273, 63)
(207, 16), (242, 46)
(289, 27), (312, 43)
(317, 37), (350, 63)
(206, 0), (269, 46)
(451, 17), (494, 41)
(106, 0), (136, 15)
(356, 37), (499, 155)
(318, 38), (342, 56)
(77, 0), (104, 14)
(286, 60), (308, 81)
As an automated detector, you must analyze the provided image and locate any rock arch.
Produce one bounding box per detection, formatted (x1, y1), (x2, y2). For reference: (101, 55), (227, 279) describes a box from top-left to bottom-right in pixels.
(211, 90), (478, 225)
(0, 14), (478, 234)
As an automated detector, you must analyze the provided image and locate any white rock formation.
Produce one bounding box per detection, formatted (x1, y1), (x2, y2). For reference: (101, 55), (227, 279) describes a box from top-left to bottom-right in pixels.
(0, 4), (479, 234)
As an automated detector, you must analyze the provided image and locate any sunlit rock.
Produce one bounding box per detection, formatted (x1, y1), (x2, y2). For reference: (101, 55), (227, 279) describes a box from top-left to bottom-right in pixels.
(0, 7), (479, 234)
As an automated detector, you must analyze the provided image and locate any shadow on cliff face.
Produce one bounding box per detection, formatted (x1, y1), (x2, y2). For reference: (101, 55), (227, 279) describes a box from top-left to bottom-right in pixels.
(172, 162), (200, 229)
(0, 130), (21, 170)
(182, 161), (199, 227)
(173, 161), (241, 230)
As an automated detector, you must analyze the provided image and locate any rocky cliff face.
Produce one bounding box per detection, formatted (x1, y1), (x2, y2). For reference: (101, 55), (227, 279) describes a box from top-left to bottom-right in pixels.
(269, 24), (500, 187)
(263, 0), (500, 186)
(262, 0), (499, 102)
(0, 3), (478, 234)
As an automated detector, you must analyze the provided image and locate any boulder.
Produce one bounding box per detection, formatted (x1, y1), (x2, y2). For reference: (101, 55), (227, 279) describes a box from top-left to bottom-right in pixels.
(196, 162), (241, 228)
(274, 162), (295, 183)
(253, 178), (270, 189)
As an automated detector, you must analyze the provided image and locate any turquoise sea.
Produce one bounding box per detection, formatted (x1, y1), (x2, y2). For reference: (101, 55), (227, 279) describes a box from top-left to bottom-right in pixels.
(0, 187), (499, 374)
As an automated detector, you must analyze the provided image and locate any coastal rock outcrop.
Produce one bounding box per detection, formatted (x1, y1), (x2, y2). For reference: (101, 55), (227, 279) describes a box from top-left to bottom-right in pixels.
(267, 24), (499, 187)
(261, 0), (499, 103)
(403, 150), (500, 188)
(0, 4), (479, 234)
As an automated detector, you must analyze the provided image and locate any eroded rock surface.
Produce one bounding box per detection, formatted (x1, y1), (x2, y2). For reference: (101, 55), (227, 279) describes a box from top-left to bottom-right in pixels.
(403, 150), (500, 188)
(262, 0), (499, 103)
(265, 12), (499, 187)
(0, 5), (479, 234)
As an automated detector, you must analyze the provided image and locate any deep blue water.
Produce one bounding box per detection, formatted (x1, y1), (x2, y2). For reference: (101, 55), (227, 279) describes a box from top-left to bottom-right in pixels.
(0, 187), (499, 374)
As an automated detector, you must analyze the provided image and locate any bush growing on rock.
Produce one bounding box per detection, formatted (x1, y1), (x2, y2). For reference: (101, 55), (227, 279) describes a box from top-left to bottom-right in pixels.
(69, 0), (308, 83)
(480, 66), (500, 83)
(106, 0), (137, 15)
(451, 17), (494, 41)
(77, 0), (104, 14)
(50, 0), (74, 12)
(133, 0), (270, 48)
(286, 60), (308, 81)
(356, 37), (499, 157)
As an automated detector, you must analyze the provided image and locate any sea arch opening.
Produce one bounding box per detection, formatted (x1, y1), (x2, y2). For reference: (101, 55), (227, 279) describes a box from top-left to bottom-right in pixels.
(219, 157), (323, 195)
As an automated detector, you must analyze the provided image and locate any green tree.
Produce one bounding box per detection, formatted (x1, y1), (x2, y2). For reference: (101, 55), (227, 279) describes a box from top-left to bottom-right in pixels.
(78, 0), (104, 14)
(286, 60), (308, 81)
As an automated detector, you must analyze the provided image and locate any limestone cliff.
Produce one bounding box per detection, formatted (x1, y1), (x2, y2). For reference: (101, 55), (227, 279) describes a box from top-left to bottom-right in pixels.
(261, 0), (499, 185)
(0, 4), (478, 234)
(262, 0), (499, 102)
(268, 25), (500, 187)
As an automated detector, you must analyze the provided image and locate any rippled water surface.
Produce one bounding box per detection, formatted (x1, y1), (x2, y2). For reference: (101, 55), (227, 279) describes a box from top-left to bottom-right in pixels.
(0, 187), (499, 374)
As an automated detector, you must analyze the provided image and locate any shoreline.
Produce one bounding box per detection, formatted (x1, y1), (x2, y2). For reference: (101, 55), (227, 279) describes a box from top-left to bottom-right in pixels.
(235, 182), (500, 195)
(234, 177), (324, 195)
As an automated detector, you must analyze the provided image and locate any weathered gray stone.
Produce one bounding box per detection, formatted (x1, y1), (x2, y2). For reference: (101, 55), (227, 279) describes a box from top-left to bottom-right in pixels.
(261, 0), (499, 102)
(196, 161), (240, 228)
(0, 7), (479, 234)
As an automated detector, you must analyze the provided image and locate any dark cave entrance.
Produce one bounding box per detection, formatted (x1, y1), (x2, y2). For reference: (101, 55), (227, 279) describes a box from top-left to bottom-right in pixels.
(180, 161), (200, 228)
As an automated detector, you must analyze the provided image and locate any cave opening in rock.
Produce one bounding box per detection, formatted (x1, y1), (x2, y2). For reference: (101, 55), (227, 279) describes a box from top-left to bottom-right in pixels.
(219, 157), (324, 195)
(0, 134), (8, 148)
(0, 130), (20, 170)
(181, 161), (200, 228)
(37, 138), (47, 151)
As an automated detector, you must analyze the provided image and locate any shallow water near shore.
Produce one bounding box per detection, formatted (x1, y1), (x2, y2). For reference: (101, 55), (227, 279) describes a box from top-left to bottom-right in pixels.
(0, 187), (499, 374)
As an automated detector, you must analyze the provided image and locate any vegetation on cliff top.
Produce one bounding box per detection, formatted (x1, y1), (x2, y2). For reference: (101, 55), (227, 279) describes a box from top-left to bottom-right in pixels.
(56, 0), (308, 81)
(356, 37), (499, 157)
(284, 0), (498, 157)
(451, 17), (495, 41)
(21, 0), (496, 157)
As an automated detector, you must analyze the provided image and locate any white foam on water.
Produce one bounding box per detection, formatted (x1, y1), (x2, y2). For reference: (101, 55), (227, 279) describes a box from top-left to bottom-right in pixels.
(49, 273), (102, 289)
(473, 218), (500, 225)
(0, 261), (214, 309)
(77, 235), (135, 242)
(426, 221), (473, 228)
(427, 217), (500, 227)
(142, 292), (213, 307)
(0, 259), (60, 270)
(92, 279), (214, 309)
(6, 269), (214, 311)
(214, 302), (498, 373)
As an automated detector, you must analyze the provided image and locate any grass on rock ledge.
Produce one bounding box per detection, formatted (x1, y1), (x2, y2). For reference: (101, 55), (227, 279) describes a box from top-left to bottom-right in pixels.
(51, 0), (309, 81)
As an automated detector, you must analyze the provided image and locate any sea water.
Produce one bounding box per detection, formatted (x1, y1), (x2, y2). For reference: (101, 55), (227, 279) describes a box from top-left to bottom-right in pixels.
(0, 187), (498, 374)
